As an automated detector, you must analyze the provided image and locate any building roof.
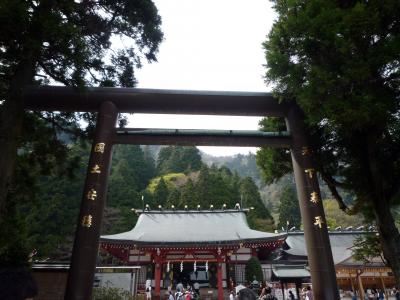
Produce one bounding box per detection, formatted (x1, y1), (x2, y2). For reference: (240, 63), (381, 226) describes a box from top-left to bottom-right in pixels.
(283, 231), (371, 264)
(335, 254), (386, 268)
(272, 265), (311, 279)
(101, 210), (286, 247)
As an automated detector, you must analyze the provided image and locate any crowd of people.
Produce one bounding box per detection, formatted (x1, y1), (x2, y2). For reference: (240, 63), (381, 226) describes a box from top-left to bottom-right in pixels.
(145, 279), (400, 300)
(231, 281), (313, 300)
(145, 280), (201, 300)
(345, 287), (400, 299)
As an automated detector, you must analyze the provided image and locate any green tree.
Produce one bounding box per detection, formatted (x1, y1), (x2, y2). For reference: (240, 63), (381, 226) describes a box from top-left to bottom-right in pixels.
(352, 233), (386, 265)
(0, 0), (163, 266)
(156, 146), (202, 176)
(11, 142), (152, 260)
(324, 199), (364, 229)
(143, 146), (157, 184)
(245, 257), (263, 284)
(180, 179), (197, 208)
(92, 287), (134, 300)
(196, 165), (213, 205)
(153, 177), (169, 207)
(166, 188), (181, 208)
(241, 177), (275, 232)
(259, 0), (400, 284)
(277, 185), (301, 230)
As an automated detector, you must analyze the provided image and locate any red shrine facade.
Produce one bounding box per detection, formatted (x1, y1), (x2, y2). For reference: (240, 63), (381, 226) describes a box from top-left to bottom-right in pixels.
(100, 209), (286, 300)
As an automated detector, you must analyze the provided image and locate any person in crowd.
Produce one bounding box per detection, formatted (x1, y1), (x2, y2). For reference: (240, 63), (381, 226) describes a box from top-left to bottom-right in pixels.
(168, 291), (175, 300)
(230, 290), (235, 300)
(177, 282), (184, 293)
(364, 289), (369, 300)
(238, 287), (258, 300)
(145, 283), (152, 300)
(259, 282), (267, 300)
(193, 281), (200, 295)
(302, 286), (313, 300)
(395, 287), (400, 300)
(175, 289), (184, 300)
(288, 290), (295, 300)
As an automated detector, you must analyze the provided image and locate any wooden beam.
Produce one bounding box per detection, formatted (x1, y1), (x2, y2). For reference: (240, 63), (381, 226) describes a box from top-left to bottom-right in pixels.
(113, 129), (292, 147)
(23, 86), (290, 116)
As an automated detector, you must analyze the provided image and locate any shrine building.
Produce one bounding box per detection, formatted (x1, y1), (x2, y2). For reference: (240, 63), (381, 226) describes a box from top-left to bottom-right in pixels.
(100, 207), (286, 300)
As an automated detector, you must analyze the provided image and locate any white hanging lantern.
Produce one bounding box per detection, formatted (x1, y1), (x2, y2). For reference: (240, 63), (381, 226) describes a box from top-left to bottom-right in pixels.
(180, 261), (183, 272)
(205, 261), (208, 272)
(167, 261), (170, 272)
(194, 261), (197, 272)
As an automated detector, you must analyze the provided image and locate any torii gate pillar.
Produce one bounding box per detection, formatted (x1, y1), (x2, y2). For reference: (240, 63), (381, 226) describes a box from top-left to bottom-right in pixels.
(287, 105), (340, 300)
(64, 101), (118, 300)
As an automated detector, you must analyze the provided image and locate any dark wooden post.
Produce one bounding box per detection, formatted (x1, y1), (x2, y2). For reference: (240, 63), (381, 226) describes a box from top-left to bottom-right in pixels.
(217, 257), (224, 300)
(65, 101), (118, 300)
(286, 105), (340, 300)
(154, 255), (162, 298)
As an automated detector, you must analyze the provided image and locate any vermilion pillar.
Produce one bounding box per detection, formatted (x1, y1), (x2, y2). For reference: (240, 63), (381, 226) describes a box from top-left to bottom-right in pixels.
(286, 105), (340, 300)
(217, 258), (224, 300)
(154, 256), (162, 298)
(65, 101), (118, 300)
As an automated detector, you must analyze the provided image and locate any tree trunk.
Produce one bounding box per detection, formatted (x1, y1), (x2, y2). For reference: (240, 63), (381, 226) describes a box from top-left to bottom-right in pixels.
(372, 196), (400, 287)
(365, 132), (400, 287)
(0, 60), (36, 219)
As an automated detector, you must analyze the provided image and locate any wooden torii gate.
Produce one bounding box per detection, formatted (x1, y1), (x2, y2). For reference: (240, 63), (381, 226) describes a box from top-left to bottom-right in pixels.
(23, 86), (340, 300)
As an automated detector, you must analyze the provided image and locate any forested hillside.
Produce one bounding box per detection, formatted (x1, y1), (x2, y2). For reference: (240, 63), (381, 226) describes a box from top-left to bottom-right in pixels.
(19, 143), (371, 262)
(203, 153), (368, 231)
(22, 144), (273, 261)
(202, 152), (262, 185)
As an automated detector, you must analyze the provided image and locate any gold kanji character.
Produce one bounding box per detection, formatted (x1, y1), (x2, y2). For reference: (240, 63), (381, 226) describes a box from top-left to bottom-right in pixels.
(87, 189), (97, 201)
(305, 168), (315, 179)
(314, 216), (324, 228)
(94, 143), (105, 154)
(82, 215), (93, 227)
(90, 164), (101, 174)
(310, 192), (319, 203)
(301, 147), (311, 156)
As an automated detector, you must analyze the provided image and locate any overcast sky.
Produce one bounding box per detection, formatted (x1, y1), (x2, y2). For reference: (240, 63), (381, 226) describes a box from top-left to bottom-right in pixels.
(128, 0), (276, 156)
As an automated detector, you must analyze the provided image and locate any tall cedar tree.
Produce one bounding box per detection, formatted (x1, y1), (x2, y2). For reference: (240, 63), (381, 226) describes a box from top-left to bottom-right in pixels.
(0, 0), (162, 265)
(245, 256), (263, 284)
(156, 146), (202, 176)
(277, 185), (301, 230)
(258, 0), (400, 285)
(0, 0), (163, 217)
(18, 143), (154, 260)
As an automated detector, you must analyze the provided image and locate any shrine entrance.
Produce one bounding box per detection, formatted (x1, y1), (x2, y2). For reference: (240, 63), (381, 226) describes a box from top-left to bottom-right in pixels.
(23, 86), (340, 300)
(170, 262), (210, 288)
(100, 208), (286, 300)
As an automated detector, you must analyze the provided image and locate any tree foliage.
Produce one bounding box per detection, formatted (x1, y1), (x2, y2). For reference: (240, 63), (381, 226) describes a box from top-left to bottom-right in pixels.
(0, 0), (163, 266)
(258, 0), (400, 285)
(156, 146), (202, 176)
(277, 185), (301, 230)
(12, 142), (154, 261)
(92, 287), (134, 300)
(352, 233), (386, 265)
(146, 162), (275, 232)
(12, 142), (275, 261)
(245, 257), (263, 284)
(324, 199), (364, 229)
